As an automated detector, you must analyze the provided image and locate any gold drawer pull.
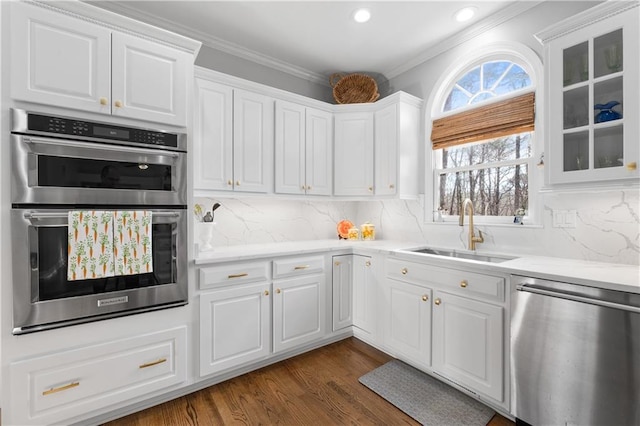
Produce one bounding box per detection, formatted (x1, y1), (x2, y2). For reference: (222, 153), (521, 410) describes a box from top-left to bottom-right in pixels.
(99, 97), (108, 106)
(276, 288), (281, 294)
(228, 273), (248, 279)
(294, 265), (310, 270)
(264, 290), (270, 296)
(401, 268), (408, 275)
(334, 261), (341, 266)
(114, 100), (123, 108)
(43, 381), (80, 396)
(627, 162), (637, 171)
(422, 295), (428, 302)
(139, 358), (167, 369)
(434, 298), (441, 306)
(365, 261), (371, 267)
(460, 280), (468, 288)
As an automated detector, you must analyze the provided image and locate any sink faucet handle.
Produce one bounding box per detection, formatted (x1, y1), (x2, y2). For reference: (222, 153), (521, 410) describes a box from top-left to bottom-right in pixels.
(474, 229), (484, 243)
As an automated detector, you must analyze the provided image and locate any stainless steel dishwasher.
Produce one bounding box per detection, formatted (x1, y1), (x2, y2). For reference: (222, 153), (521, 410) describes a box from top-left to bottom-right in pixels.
(511, 275), (640, 426)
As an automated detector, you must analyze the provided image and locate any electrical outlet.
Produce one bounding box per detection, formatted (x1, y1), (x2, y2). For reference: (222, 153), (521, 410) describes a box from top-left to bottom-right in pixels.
(552, 209), (577, 228)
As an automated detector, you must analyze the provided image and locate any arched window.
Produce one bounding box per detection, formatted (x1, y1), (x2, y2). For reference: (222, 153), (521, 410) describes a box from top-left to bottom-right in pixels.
(429, 46), (540, 224)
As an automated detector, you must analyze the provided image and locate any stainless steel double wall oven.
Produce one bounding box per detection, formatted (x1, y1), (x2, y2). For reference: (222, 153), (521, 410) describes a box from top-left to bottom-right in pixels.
(10, 109), (188, 334)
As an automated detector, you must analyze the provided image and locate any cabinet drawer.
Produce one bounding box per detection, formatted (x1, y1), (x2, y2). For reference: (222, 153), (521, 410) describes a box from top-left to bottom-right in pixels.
(386, 258), (504, 303)
(9, 327), (186, 425)
(200, 261), (270, 289)
(273, 256), (325, 279)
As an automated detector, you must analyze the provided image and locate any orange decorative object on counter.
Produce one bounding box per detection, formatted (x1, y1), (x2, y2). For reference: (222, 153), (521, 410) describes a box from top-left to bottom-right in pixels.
(337, 219), (354, 240)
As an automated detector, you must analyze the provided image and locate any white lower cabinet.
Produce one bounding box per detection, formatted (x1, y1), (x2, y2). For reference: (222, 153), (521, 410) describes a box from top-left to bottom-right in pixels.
(432, 291), (504, 402)
(383, 278), (432, 369)
(273, 274), (326, 353)
(332, 254), (353, 331)
(199, 282), (271, 376)
(352, 255), (375, 335)
(8, 327), (187, 425)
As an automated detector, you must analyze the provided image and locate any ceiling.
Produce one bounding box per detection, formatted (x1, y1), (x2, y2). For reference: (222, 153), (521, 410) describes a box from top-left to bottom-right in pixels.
(88, 1), (540, 85)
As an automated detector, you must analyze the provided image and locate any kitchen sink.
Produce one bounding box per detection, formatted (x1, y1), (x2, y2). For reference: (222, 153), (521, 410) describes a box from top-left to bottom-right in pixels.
(407, 247), (516, 263)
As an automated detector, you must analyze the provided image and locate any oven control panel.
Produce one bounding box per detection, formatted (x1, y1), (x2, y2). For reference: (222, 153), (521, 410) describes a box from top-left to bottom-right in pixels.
(26, 113), (178, 148)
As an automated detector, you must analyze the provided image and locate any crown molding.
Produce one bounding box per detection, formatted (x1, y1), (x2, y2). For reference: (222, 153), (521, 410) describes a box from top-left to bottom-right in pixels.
(535, 0), (638, 44)
(383, 0), (544, 79)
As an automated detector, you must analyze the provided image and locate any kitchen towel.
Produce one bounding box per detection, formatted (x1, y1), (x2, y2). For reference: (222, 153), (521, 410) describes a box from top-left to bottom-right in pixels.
(114, 211), (153, 276)
(68, 211), (115, 281)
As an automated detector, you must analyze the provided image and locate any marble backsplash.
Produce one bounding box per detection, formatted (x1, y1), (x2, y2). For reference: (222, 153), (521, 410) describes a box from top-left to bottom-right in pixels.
(194, 189), (639, 265)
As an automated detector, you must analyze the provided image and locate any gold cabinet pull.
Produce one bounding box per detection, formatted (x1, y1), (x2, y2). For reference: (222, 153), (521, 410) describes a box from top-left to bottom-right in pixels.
(365, 261), (371, 267)
(264, 290), (269, 296)
(114, 100), (123, 108)
(434, 298), (441, 306)
(294, 265), (310, 270)
(276, 288), (281, 294)
(236, 180), (241, 186)
(307, 185), (312, 190)
(139, 358), (167, 369)
(334, 261), (341, 266)
(389, 184), (395, 189)
(99, 97), (108, 106)
(368, 186), (373, 192)
(42, 381), (80, 396)
(422, 295), (428, 302)
(227, 179), (233, 186)
(627, 162), (637, 171)
(228, 273), (248, 279)
(460, 280), (468, 288)
(401, 268), (408, 275)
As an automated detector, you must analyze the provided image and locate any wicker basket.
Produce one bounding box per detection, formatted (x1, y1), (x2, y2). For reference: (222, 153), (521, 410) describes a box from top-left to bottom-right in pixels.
(330, 73), (380, 104)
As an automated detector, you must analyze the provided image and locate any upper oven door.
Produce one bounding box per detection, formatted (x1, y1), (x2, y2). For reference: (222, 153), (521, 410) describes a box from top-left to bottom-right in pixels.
(11, 134), (186, 206)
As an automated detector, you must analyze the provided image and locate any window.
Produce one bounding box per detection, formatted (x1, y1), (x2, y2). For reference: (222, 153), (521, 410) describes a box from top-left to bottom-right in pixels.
(430, 52), (538, 223)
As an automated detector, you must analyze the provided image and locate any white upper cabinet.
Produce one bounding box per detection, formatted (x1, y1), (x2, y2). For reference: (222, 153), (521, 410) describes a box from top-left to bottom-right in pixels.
(111, 33), (189, 126)
(194, 79), (234, 191)
(538, 2), (639, 184)
(334, 112), (375, 196)
(233, 89), (274, 193)
(374, 104), (398, 196)
(10, 3), (111, 115)
(275, 100), (332, 195)
(10, 2), (191, 127)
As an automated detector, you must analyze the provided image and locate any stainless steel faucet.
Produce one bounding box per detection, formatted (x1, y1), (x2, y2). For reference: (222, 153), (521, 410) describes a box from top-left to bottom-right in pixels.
(459, 198), (484, 250)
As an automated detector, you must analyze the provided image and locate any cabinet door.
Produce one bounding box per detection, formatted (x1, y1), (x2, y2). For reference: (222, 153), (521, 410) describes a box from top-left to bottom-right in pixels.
(353, 255), (374, 335)
(547, 6), (639, 184)
(10, 2), (111, 114)
(334, 112), (374, 196)
(332, 255), (353, 331)
(194, 79), (234, 191)
(432, 291), (503, 402)
(305, 108), (333, 196)
(112, 32), (189, 127)
(383, 278), (431, 368)
(374, 104), (398, 195)
(273, 274), (326, 353)
(233, 89), (274, 192)
(200, 283), (271, 376)
(275, 100), (306, 195)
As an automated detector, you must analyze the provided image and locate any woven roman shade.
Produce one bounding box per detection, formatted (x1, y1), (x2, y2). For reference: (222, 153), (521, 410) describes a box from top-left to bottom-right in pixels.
(431, 91), (535, 150)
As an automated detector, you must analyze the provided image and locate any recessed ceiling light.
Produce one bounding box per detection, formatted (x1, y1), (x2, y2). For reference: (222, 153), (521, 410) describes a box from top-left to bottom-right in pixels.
(455, 7), (477, 22)
(353, 8), (371, 23)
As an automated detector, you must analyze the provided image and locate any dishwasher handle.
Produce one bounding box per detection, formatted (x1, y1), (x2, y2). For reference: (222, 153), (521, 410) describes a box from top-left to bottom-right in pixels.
(516, 284), (640, 315)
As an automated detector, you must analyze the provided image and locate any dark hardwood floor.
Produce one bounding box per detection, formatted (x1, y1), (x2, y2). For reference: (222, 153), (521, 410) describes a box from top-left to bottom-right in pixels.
(104, 337), (515, 425)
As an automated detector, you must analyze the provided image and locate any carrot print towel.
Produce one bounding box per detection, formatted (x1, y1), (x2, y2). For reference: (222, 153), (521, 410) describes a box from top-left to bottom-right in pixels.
(68, 211), (115, 281)
(114, 211), (153, 276)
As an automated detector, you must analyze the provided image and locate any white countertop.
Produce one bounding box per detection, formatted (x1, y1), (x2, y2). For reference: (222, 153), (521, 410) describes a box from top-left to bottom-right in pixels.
(195, 239), (640, 294)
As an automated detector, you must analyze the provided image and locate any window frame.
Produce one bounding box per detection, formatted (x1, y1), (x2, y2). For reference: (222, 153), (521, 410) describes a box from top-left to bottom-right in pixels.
(424, 42), (544, 226)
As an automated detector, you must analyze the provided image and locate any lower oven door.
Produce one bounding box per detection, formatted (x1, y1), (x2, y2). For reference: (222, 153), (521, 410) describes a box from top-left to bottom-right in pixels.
(11, 208), (187, 334)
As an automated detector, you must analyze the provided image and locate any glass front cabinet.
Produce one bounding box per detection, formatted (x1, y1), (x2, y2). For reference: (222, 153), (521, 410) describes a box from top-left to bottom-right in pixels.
(537, 2), (639, 185)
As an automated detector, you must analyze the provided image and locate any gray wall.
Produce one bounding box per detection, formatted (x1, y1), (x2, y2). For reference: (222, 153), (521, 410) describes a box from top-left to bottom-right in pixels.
(195, 45), (334, 102)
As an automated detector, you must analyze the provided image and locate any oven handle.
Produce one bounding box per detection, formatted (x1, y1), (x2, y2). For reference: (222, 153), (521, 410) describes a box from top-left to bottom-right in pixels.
(516, 284), (640, 314)
(23, 136), (180, 158)
(25, 211), (181, 220)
